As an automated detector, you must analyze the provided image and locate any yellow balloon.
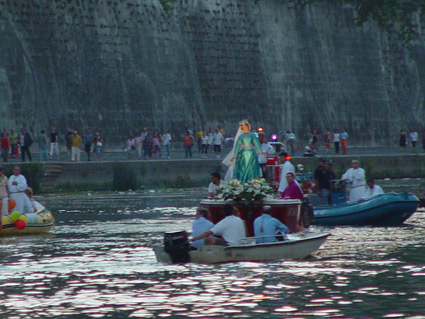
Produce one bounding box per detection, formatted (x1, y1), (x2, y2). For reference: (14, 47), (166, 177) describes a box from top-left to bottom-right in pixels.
(19, 216), (28, 224)
(10, 211), (21, 222)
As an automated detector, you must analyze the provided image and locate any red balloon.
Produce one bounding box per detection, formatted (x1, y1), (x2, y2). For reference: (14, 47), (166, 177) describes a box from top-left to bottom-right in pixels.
(8, 198), (16, 210)
(15, 219), (26, 230)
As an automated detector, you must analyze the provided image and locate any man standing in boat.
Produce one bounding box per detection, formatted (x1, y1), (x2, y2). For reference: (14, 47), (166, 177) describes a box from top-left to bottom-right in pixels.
(280, 172), (304, 200)
(8, 166), (33, 215)
(278, 152), (295, 195)
(253, 205), (290, 243)
(190, 203), (246, 246)
(341, 160), (366, 202)
(314, 158), (330, 205)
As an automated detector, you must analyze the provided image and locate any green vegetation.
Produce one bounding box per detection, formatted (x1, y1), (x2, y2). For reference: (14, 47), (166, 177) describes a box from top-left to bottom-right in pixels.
(290, 0), (425, 47)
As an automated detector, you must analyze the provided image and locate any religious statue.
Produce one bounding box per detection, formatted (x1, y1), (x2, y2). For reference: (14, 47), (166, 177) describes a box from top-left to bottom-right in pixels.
(223, 120), (263, 183)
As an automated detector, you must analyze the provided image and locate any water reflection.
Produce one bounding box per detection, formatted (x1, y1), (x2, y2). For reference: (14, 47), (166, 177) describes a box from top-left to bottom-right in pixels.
(0, 190), (424, 318)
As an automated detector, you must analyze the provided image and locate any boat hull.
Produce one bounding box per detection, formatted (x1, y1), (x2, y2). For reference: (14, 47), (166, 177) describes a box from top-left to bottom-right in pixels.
(0, 210), (55, 236)
(200, 198), (303, 235)
(314, 192), (419, 226)
(155, 232), (330, 264)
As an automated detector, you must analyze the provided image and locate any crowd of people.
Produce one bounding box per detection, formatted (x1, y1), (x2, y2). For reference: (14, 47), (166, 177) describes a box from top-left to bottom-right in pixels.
(124, 125), (226, 160)
(0, 127), (104, 163)
(1, 125), (424, 164)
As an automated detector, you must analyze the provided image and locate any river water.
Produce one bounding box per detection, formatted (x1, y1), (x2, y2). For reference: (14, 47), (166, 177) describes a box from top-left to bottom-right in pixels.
(1, 189), (424, 318)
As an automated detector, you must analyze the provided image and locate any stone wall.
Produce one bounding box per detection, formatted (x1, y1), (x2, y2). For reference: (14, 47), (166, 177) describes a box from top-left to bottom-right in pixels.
(0, 0), (424, 146)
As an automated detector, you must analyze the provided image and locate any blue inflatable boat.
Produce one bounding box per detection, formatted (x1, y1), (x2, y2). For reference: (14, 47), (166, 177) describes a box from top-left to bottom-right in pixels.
(314, 192), (419, 226)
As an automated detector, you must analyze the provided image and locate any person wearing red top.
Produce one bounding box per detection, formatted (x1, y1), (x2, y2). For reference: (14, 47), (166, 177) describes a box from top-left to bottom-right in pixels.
(1, 133), (10, 163)
(183, 131), (193, 158)
(281, 172), (304, 200)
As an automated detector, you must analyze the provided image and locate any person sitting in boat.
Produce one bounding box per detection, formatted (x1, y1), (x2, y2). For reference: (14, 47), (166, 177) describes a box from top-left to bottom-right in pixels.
(341, 160), (366, 202)
(191, 207), (214, 249)
(281, 172), (304, 200)
(24, 187), (46, 213)
(8, 166), (34, 215)
(360, 179), (384, 201)
(190, 203), (246, 246)
(253, 205), (290, 244)
(208, 172), (223, 198)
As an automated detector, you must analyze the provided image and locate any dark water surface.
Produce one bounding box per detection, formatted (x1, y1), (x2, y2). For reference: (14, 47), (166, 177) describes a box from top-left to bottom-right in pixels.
(1, 189), (424, 318)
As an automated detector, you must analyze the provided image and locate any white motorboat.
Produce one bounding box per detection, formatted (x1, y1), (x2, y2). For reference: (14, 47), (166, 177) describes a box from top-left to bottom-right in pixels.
(154, 231), (330, 264)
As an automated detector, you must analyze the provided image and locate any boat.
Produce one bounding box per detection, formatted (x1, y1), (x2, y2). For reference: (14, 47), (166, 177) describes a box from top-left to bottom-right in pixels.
(154, 231), (330, 264)
(200, 198), (313, 235)
(313, 192), (419, 226)
(1, 202), (55, 236)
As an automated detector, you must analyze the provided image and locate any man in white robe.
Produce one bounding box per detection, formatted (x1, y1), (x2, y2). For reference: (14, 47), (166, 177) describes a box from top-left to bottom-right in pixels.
(341, 160), (366, 202)
(8, 166), (34, 214)
(360, 179), (384, 200)
(278, 152), (295, 194)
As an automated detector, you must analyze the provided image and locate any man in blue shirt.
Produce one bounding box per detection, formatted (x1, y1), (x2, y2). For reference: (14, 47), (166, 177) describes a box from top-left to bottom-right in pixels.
(253, 205), (290, 243)
(191, 207), (214, 249)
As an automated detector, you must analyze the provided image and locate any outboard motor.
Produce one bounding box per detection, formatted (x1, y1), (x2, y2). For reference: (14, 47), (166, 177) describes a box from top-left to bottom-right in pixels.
(163, 231), (191, 263)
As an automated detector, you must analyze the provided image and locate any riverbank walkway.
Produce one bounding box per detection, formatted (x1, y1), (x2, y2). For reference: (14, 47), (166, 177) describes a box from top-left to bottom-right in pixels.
(3, 146), (424, 164)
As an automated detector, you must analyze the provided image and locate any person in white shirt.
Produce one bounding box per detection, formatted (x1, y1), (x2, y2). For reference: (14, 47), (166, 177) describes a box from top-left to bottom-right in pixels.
(409, 130), (418, 152)
(190, 203), (246, 246)
(212, 129), (223, 158)
(333, 129), (340, 154)
(8, 166), (34, 214)
(342, 160), (366, 202)
(201, 133), (209, 158)
(162, 130), (172, 158)
(278, 152), (295, 194)
(134, 133), (143, 160)
(258, 133), (275, 179)
(208, 172), (223, 197)
(191, 207), (214, 249)
(360, 179), (384, 200)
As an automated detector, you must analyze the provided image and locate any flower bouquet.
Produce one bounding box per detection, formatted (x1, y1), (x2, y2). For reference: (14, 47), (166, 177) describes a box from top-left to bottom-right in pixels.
(215, 178), (275, 203)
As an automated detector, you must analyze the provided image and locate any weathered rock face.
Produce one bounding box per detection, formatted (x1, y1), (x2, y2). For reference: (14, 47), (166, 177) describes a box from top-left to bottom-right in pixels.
(0, 0), (424, 145)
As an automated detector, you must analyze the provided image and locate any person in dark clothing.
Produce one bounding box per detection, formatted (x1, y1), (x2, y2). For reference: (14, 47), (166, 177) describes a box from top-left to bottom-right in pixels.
(324, 160), (336, 203)
(143, 132), (154, 160)
(65, 129), (73, 160)
(20, 128), (33, 162)
(313, 157), (330, 205)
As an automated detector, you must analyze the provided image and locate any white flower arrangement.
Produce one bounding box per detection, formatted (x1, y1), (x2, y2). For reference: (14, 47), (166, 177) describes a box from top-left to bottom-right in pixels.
(215, 178), (275, 202)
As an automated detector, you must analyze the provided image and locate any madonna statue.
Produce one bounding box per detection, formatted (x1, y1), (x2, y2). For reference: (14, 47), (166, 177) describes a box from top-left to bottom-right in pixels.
(223, 120), (263, 183)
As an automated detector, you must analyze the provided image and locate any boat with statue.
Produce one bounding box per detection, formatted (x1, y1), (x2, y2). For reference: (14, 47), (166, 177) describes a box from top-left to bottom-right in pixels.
(155, 120), (329, 264)
(154, 178), (329, 264)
